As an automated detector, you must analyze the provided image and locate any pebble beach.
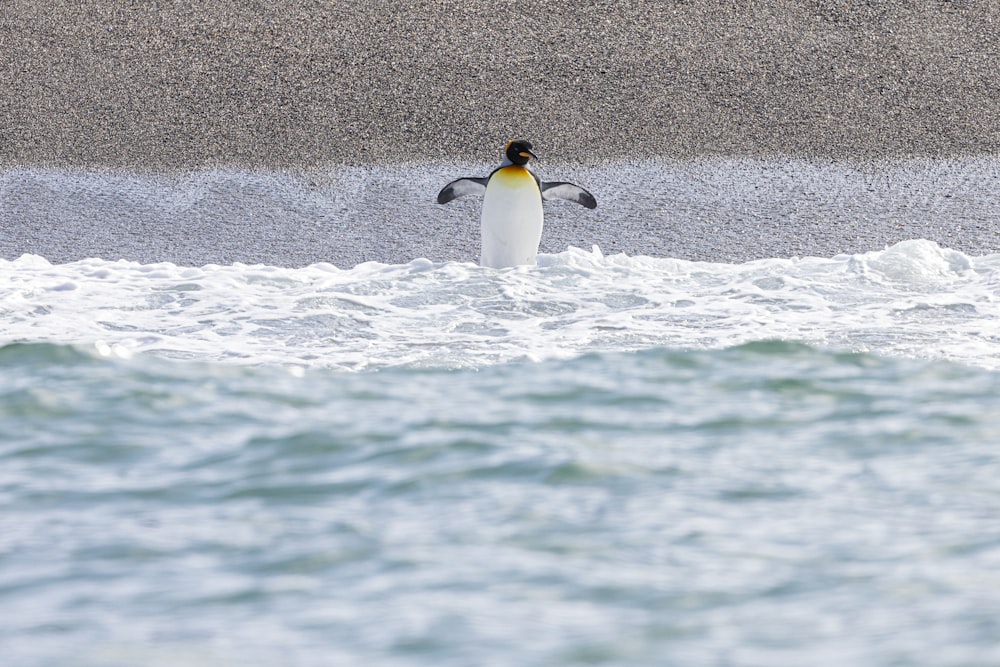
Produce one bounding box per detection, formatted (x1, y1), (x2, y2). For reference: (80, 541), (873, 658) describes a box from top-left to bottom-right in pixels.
(4, 6), (1000, 665)
(2, 0), (998, 265)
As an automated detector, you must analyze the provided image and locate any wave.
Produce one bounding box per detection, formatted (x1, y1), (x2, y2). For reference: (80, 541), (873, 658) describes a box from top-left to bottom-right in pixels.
(1, 240), (999, 371)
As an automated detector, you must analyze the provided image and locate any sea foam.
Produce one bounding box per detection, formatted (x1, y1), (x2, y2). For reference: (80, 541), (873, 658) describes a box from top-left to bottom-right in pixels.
(2, 240), (998, 370)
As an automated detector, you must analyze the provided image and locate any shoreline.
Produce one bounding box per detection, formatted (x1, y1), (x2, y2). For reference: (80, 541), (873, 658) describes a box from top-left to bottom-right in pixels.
(3, 157), (998, 268)
(2, 2), (997, 267)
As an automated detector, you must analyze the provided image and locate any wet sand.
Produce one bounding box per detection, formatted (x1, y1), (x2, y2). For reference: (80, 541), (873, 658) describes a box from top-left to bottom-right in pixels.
(1, 1), (998, 265)
(3, 160), (998, 267)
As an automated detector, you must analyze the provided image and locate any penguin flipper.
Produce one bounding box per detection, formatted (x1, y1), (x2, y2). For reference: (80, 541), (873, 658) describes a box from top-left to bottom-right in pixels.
(437, 177), (489, 204)
(541, 182), (597, 209)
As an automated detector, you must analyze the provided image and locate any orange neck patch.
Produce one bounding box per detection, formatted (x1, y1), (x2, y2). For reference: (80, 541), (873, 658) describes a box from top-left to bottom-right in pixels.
(493, 165), (537, 189)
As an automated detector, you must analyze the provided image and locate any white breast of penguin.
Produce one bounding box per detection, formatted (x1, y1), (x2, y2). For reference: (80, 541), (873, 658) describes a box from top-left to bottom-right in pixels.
(480, 165), (545, 269)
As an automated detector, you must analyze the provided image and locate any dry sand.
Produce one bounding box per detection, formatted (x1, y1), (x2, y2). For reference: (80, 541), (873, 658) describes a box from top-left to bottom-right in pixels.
(3, 0), (998, 168)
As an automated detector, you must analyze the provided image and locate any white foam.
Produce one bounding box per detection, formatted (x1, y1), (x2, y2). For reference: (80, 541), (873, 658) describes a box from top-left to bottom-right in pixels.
(1, 240), (999, 370)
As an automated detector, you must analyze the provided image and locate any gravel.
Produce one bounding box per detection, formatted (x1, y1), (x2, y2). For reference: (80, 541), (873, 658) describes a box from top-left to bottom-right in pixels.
(1, 1), (998, 266)
(3, 1), (998, 168)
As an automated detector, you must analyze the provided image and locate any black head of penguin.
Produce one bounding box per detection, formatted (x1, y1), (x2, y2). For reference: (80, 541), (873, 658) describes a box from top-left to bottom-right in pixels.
(505, 140), (536, 166)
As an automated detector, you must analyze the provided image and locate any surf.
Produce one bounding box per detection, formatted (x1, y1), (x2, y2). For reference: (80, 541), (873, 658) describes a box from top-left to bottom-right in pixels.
(1, 240), (998, 371)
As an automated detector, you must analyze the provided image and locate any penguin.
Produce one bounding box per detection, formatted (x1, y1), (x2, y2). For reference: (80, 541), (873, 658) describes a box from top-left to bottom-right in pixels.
(437, 140), (597, 269)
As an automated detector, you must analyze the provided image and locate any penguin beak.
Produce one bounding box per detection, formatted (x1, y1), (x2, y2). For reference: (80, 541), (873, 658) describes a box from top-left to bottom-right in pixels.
(519, 149), (537, 161)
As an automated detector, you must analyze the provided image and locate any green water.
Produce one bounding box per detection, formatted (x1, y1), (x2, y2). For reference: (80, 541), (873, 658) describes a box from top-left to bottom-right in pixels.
(2, 341), (999, 666)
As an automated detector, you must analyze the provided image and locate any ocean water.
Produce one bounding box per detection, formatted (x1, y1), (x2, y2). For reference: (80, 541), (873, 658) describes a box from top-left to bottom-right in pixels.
(3, 232), (1000, 663)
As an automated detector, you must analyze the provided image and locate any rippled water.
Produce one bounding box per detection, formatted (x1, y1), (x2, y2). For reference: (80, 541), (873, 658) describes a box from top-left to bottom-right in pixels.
(2, 242), (1000, 665)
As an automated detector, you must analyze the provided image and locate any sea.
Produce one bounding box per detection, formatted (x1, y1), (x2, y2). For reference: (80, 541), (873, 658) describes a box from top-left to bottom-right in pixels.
(2, 164), (1000, 666)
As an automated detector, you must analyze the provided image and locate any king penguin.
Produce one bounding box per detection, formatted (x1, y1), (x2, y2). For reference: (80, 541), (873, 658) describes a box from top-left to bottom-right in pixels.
(437, 140), (597, 269)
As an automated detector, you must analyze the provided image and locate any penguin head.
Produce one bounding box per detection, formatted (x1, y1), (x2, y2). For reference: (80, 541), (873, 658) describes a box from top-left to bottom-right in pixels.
(505, 140), (536, 166)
